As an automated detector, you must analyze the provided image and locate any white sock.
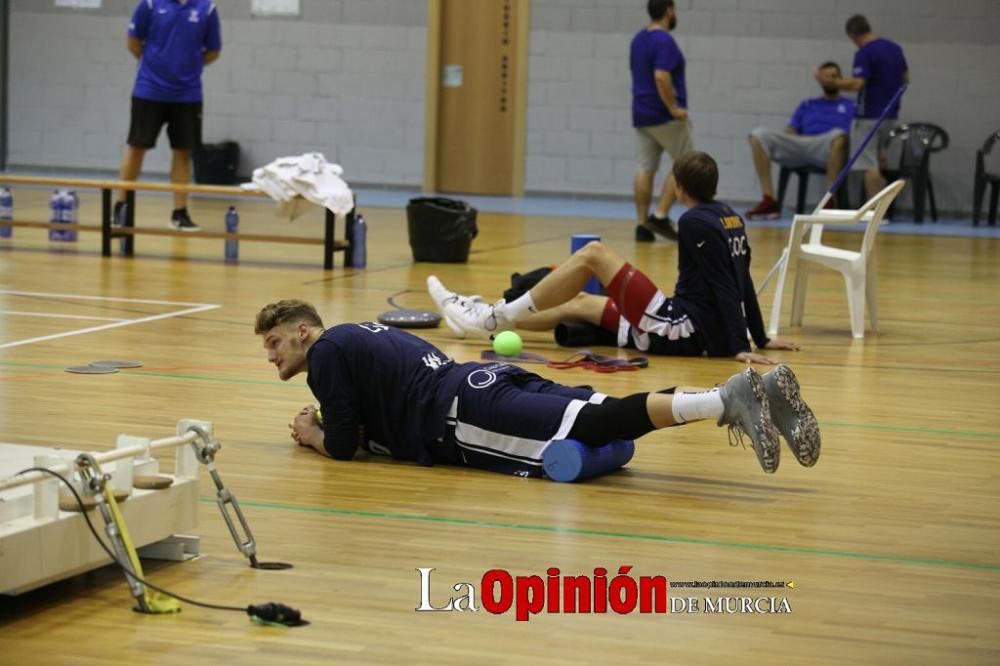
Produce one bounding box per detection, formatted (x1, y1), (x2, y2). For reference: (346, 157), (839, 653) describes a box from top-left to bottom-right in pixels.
(671, 388), (724, 424)
(502, 291), (537, 322)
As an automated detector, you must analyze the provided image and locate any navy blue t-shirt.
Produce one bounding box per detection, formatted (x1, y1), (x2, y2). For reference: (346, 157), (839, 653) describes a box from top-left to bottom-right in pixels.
(306, 323), (478, 463)
(789, 96), (855, 136)
(630, 28), (686, 127)
(852, 38), (907, 119)
(673, 202), (769, 357)
(129, 0), (222, 103)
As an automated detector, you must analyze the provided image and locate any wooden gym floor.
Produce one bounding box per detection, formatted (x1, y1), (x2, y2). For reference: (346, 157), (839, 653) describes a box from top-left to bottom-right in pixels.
(0, 190), (998, 664)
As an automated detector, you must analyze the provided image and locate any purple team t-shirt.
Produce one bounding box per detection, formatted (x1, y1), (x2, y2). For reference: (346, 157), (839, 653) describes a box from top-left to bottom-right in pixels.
(789, 96), (855, 136)
(630, 28), (686, 127)
(128, 0), (222, 103)
(852, 38), (907, 119)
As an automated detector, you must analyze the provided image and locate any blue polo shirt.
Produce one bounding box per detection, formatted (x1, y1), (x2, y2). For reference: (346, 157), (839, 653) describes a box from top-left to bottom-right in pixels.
(789, 96), (855, 136)
(128, 0), (222, 103)
(852, 38), (907, 119)
(630, 28), (686, 127)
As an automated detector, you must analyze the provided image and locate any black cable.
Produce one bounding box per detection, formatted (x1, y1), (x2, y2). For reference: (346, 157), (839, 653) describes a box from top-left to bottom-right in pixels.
(16, 467), (306, 625)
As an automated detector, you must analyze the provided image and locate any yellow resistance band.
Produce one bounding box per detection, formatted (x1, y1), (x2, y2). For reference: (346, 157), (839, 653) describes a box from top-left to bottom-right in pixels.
(102, 476), (181, 614)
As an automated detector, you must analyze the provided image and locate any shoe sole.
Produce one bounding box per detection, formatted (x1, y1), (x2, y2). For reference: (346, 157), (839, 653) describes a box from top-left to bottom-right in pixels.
(168, 224), (200, 232)
(744, 368), (781, 473)
(426, 276), (467, 339)
(746, 212), (780, 221)
(770, 365), (820, 467)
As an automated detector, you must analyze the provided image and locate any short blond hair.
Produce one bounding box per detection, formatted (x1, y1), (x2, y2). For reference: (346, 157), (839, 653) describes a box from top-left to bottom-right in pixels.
(254, 300), (324, 334)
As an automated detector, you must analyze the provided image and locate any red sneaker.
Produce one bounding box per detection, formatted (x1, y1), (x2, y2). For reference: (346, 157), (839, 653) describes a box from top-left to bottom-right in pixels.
(745, 195), (780, 220)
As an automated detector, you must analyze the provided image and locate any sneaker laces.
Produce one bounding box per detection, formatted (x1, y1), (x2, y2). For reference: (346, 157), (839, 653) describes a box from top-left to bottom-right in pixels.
(463, 301), (502, 332)
(727, 423), (749, 451)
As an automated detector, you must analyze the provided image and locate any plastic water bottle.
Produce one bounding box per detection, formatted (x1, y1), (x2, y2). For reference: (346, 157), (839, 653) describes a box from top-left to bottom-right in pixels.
(49, 190), (65, 242)
(351, 213), (367, 269)
(224, 206), (239, 263)
(0, 187), (13, 238)
(63, 190), (79, 242)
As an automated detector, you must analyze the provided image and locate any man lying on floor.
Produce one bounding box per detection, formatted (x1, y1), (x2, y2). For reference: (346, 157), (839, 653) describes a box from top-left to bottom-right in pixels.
(256, 300), (820, 475)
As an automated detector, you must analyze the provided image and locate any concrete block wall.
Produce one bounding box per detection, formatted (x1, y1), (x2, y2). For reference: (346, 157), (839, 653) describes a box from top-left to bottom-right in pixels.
(7, 0), (427, 187)
(526, 0), (1000, 213)
(6, 0), (998, 213)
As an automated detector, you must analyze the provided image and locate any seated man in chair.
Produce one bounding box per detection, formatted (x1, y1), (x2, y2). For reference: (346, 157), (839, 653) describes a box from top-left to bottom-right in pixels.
(744, 61), (855, 220)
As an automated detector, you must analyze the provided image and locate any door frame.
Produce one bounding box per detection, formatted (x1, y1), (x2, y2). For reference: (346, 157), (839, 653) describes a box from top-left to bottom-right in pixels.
(0, 0), (8, 170)
(422, 0), (530, 196)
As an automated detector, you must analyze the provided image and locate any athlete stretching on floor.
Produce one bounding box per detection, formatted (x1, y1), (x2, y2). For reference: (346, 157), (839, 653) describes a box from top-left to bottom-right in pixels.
(429, 151), (799, 365)
(256, 300), (821, 476)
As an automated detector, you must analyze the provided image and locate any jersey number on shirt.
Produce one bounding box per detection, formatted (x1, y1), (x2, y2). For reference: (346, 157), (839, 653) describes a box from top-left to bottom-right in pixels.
(728, 236), (748, 258)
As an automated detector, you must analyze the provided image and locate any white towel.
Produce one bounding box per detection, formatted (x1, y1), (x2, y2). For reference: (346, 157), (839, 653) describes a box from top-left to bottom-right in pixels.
(245, 153), (354, 220)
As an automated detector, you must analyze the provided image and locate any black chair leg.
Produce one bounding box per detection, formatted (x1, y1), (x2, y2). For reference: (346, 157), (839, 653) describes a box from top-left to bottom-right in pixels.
(796, 171), (809, 214)
(912, 174), (926, 223)
(776, 168), (791, 212)
(989, 184), (1000, 227)
(927, 177), (938, 222)
(973, 178), (985, 226)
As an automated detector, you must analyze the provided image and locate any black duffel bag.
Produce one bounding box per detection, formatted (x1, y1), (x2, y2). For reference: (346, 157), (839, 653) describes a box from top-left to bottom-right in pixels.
(406, 197), (478, 263)
(193, 141), (240, 185)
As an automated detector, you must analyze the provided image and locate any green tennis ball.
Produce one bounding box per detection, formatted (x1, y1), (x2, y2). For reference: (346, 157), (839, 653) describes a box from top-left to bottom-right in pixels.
(493, 331), (523, 357)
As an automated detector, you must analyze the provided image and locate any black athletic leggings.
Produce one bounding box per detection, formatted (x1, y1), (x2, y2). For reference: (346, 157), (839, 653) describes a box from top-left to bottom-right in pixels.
(567, 389), (676, 446)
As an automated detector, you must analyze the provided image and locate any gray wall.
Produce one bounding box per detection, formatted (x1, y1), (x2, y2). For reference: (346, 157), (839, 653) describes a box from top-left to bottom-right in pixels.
(526, 0), (1000, 212)
(7, 0), (427, 186)
(6, 0), (998, 213)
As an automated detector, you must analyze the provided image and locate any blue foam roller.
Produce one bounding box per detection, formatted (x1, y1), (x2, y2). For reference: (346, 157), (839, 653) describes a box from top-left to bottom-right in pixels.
(543, 438), (635, 483)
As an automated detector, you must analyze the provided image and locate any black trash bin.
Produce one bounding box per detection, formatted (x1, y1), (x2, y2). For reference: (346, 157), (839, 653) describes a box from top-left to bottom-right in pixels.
(406, 197), (478, 263)
(193, 141), (241, 185)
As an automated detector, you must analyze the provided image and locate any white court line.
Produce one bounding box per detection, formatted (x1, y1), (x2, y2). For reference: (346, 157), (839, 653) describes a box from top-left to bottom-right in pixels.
(0, 290), (220, 350)
(0, 290), (212, 308)
(0, 310), (129, 322)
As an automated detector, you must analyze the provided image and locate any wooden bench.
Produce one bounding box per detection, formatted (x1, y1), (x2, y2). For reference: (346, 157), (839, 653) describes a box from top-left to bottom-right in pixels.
(0, 175), (355, 269)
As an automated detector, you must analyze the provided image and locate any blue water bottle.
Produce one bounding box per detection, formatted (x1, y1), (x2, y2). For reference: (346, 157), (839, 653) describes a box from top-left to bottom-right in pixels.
(0, 187), (13, 238)
(63, 190), (79, 242)
(351, 213), (367, 269)
(224, 206), (239, 263)
(49, 190), (64, 242)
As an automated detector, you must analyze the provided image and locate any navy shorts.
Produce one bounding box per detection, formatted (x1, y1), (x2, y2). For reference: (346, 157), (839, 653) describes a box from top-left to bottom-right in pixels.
(127, 96), (203, 150)
(439, 364), (607, 477)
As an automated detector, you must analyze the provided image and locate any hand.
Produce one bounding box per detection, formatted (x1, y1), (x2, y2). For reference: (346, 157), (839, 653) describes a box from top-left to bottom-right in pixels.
(763, 338), (801, 351)
(288, 405), (320, 446)
(735, 351), (778, 365)
(670, 107), (689, 122)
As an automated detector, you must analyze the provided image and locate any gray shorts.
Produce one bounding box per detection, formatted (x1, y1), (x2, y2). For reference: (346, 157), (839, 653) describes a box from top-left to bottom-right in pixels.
(851, 118), (897, 171)
(635, 121), (694, 172)
(750, 127), (846, 170)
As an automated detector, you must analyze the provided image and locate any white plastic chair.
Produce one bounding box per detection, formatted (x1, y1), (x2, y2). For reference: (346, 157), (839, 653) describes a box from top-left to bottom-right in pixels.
(766, 179), (906, 339)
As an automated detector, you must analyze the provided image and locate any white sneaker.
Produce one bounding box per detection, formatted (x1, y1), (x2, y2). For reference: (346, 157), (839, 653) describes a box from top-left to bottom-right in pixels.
(427, 275), (478, 339)
(443, 297), (513, 340)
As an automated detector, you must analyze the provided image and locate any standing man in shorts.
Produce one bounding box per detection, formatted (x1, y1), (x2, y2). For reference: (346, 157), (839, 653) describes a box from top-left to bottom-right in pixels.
(822, 15), (908, 200)
(744, 62), (855, 220)
(115, 0), (223, 231)
(630, 0), (692, 243)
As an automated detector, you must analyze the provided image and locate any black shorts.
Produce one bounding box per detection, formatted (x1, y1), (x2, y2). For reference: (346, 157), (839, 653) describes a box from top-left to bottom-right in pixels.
(127, 97), (202, 150)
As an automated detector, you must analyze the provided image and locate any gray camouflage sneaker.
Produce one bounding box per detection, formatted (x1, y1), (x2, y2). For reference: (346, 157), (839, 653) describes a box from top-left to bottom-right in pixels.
(762, 365), (820, 467)
(718, 367), (781, 473)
